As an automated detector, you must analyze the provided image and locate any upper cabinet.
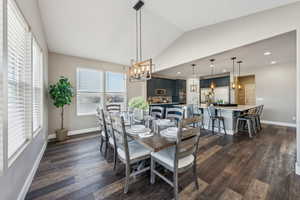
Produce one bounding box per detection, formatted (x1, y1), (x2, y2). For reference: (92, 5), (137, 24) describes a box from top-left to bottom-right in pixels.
(200, 76), (230, 88)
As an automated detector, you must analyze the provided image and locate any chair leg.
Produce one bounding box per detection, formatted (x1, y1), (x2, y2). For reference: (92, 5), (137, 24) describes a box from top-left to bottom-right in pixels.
(113, 147), (117, 171)
(173, 172), (179, 200)
(235, 119), (240, 133)
(104, 140), (108, 158)
(222, 119), (227, 135)
(124, 165), (130, 194)
(218, 119), (221, 134)
(193, 162), (199, 189)
(247, 120), (253, 138)
(212, 119), (215, 134)
(100, 136), (104, 152)
(150, 157), (155, 184)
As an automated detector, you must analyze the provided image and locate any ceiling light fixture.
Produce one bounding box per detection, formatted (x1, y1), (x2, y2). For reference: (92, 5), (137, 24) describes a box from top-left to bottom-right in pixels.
(177, 71), (181, 75)
(231, 57), (237, 89)
(237, 60), (243, 89)
(209, 59), (216, 89)
(129, 0), (153, 82)
(271, 61), (277, 65)
(264, 51), (272, 56)
(190, 64), (198, 92)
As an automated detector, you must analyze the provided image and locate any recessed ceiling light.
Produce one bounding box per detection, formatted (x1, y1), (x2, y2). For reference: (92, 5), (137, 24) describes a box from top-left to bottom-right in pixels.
(177, 72), (181, 75)
(270, 61), (277, 65)
(264, 51), (272, 56)
(223, 69), (227, 73)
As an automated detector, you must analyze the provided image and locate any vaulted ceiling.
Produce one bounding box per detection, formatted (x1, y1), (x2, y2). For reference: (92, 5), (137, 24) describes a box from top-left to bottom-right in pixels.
(38, 0), (299, 66)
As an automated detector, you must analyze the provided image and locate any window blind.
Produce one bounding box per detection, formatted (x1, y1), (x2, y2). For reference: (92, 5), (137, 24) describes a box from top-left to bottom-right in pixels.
(0, 0), (3, 171)
(32, 38), (42, 134)
(7, 0), (32, 158)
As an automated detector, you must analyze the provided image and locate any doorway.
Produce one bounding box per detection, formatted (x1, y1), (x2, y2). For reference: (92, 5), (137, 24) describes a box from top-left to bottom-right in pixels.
(236, 75), (256, 105)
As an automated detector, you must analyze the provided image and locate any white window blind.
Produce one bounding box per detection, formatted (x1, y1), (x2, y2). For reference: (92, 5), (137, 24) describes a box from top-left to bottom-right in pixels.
(0, 0), (3, 171)
(32, 38), (42, 134)
(7, 0), (32, 158)
(77, 68), (103, 115)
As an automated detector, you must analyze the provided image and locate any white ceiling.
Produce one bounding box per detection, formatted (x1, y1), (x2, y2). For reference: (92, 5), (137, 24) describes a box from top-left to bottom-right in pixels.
(155, 31), (296, 78)
(38, 0), (299, 65)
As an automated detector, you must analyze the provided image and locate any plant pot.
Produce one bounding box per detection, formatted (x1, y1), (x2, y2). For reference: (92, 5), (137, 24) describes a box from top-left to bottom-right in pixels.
(55, 128), (68, 141)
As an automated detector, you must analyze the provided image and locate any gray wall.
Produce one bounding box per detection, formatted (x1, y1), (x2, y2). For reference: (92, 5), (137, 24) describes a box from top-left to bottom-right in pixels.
(242, 62), (296, 124)
(48, 52), (145, 137)
(0, 0), (49, 200)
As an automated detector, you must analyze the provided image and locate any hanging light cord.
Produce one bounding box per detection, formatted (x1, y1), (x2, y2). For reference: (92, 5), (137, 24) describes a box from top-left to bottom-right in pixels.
(136, 11), (138, 62)
(139, 9), (142, 61)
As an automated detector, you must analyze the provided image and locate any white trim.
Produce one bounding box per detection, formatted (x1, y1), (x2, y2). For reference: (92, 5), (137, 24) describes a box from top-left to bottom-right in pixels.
(261, 120), (296, 128)
(17, 142), (47, 200)
(296, 162), (300, 175)
(48, 127), (100, 140)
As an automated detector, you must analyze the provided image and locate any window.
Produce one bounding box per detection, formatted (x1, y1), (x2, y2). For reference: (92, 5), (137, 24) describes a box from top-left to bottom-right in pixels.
(77, 68), (104, 115)
(76, 69), (127, 115)
(7, 0), (32, 158)
(105, 72), (127, 111)
(32, 38), (43, 134)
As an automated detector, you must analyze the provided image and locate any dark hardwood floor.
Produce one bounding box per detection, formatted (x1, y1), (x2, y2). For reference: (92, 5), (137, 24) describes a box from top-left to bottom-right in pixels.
(25, 124), (300, 200)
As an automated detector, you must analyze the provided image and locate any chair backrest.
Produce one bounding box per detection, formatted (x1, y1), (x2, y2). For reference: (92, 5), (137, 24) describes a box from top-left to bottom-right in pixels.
(186, 104), (194, 118)
(110, 114), (130, 163)
(106, 104), (121, 113)
(166, 107), (184, 121)
(207, 105), (217, 118)
(97, 109), (109, 139)
(258, 105), (264, 116)
(150, 106), (164, 119)
(174, 116), (201, 169)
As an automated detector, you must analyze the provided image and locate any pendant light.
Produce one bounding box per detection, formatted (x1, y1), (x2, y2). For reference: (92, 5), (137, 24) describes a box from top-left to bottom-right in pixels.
(190, 64), (198, 92)
(129, 1), (153, 82)
(237, 60), (243, 89)
(210, 59), (216, 89)
(231, 57), (237, 89)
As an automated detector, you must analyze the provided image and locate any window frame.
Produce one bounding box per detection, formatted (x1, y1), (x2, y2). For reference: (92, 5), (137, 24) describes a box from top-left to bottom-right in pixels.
(76, 68), (127, 116)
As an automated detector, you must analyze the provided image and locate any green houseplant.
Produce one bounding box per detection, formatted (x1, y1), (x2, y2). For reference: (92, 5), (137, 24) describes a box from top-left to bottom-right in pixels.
(128, 97), (149, 121)
(49, 76), (74, 141)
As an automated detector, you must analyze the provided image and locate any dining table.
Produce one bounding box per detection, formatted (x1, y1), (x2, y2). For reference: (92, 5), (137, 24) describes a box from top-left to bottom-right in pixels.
(125, 117), (177, 152)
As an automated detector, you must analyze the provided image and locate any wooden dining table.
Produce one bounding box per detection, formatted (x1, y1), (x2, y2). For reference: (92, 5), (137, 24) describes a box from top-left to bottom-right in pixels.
(128, 133), (175, 152)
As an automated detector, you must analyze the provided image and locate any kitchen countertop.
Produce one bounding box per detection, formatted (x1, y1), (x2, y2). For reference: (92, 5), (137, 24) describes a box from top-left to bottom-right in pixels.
(149, 102), (181, 106)
(199, 104), (261, 111)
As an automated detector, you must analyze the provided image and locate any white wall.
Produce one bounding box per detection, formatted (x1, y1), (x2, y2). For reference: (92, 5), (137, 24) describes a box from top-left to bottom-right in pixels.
(242, 62), (296, 125)
(0, 0), (49, 200)
(48, 52), (145, 138)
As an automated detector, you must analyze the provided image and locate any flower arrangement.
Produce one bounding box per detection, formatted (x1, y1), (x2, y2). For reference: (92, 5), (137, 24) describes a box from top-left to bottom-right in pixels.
(128, 96), (149, 111)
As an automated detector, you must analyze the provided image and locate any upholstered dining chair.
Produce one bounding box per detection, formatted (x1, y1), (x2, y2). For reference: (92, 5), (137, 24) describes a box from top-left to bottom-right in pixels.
(97, 109), (114, 158)
(110, 114), (151, 193)
(150, 116), (201, 200)
(106, 104), (121, 113)
(150, 106), (164, 119)
(165, 107), (184, 126)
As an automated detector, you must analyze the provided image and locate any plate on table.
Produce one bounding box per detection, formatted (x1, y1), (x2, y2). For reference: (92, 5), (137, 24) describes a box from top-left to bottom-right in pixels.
(139, 130), (153, 138)
(127, 125), (147, 135)
(161, 127), (177, 139)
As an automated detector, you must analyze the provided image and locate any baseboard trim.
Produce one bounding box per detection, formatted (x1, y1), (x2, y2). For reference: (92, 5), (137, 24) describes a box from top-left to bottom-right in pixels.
(296, 162), (300, 175)
(48, 127), (100, 140)
(17, 142), (47, 200)
(261, 120), (296, 128)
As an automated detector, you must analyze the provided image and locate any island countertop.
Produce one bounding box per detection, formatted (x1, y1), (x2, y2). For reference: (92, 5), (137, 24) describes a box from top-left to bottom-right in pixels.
(199, 104), (261, 112)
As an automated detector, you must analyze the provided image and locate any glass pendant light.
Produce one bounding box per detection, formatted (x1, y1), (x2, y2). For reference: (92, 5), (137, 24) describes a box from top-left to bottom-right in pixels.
(190, 64), (198, 92)
(231, 57), (237, 89)
(210, 59), (216, 89)
(237, 60), (243, 89)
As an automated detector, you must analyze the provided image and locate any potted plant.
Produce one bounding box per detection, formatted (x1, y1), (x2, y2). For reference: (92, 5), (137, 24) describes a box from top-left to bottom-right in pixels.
(49, 76), (74, 141)
(128, 96), (149, 120)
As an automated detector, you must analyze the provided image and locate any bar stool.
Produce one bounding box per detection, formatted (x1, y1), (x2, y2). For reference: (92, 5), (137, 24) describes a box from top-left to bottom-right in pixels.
(235, 108), (258, 138)
(207, 105), (226, 135)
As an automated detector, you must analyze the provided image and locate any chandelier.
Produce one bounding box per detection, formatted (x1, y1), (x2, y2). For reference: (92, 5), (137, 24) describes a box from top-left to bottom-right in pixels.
(129, 1), (153, 82)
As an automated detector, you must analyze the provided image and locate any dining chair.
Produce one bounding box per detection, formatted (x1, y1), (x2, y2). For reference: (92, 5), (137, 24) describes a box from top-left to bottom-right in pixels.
(150, 116), (201, 200)
(97, 109), (114, 158)
(150, 106), (164, 119)
(165, 107), (184, 124)
(110, 114), (151, 193)
(106, 104), (121, 113)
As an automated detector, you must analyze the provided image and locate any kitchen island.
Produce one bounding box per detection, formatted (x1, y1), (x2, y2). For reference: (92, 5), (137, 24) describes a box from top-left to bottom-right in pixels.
(199, 104), (261, 135)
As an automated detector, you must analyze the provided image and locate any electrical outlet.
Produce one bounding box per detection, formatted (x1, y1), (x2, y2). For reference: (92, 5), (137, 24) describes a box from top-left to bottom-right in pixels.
(292, 116), (296, 121)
